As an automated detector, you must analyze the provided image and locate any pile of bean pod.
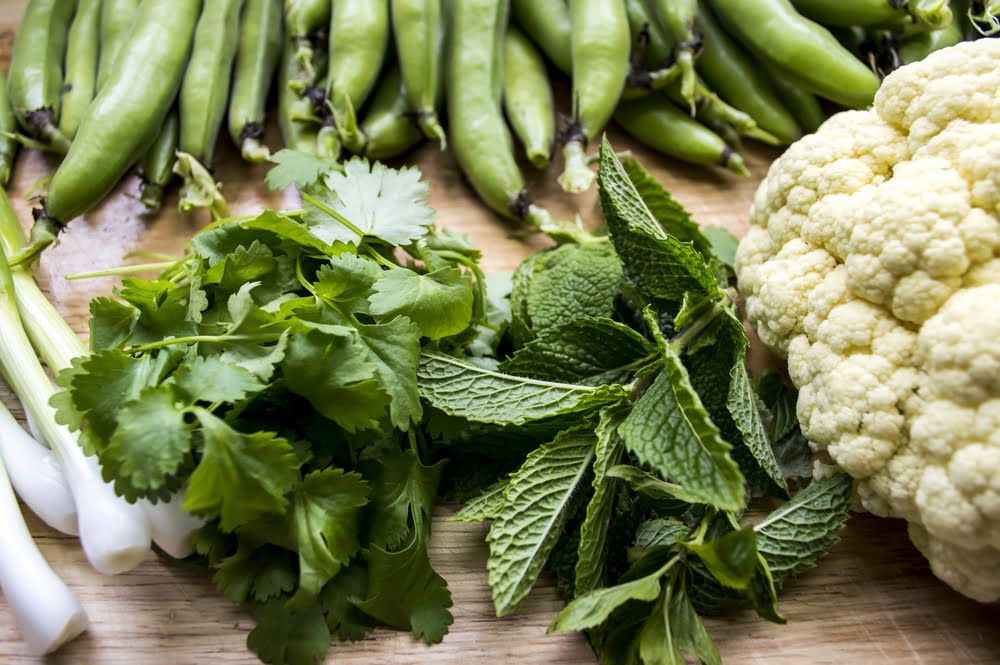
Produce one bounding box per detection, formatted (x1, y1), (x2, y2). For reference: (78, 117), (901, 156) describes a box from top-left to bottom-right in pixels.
(1, 0), (997, 262)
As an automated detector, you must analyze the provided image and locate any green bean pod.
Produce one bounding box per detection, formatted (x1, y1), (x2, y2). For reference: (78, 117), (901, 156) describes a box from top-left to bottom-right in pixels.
(0, 73), (19, 187)
(642, 0), (699, 106)
(229, 0), (283, 163)
(16, 0), (202, 265)
(661, 78), (779, 145)
(709, 0), (881, 109)
(510, 0), (572, 73)
(391, 0), (446, 146)
(285, 0), (332, 84)
(59, 0), (101, 141)
(615, 95), (749, 176)
(278, 38), (320, 155)
(139, 109), (179, 213)
(179, 0), (245, 166)
(695, 5), (801, 145)
(760, 61), (826, 133)
(326, 0), (390, 155)
(559, 0), (631, 193)
(791, 0), (952, 30)
(899, 10), (965, 61)
(360, 65), (423, 161)
(503, 27), (555, 169)
(96, 0), (140, 90)
(7, 0), (76, 153)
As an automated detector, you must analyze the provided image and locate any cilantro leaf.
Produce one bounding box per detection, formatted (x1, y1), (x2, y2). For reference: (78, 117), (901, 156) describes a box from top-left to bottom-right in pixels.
(247, 600), (331, 665)
(368, 267), (474, 340)
(281, 327), (388, 432)
(314, 253), (384, 313)
(89, 296), (138, 350)
(367, 448), (445, 550)
(100, 385), (192, 499)
(351, 316), (423, 429)
(303, 159), (434, 246)
(418, 353), (627, 426)
(619, 347), (745, 512)
(265, 149), (341, 191)
(597, 137), (718, 302)
(115, 278), (198, 344)
(487, 426), (596, 616)
(213, 541), (297, 603)
(289, 469), (371, 604)
(173, 354), (267, 404)
(499, 317), (655, 386)
(353, 534), (454, 644)
(574, 407), (626, 596)
(184, 411), (300, 530)
(319, 565), (374, 641)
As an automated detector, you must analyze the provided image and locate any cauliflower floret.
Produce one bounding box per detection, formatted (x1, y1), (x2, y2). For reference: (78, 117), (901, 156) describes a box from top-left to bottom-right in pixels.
(735, 41), (1000, 603)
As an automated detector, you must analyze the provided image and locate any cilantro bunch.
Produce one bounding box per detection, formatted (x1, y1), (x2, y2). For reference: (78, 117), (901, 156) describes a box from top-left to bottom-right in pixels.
(54, 157), (496, 664)
(421, 138), (853, 664)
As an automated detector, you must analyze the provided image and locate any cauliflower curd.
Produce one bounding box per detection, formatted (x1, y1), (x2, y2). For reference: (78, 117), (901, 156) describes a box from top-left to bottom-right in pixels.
(735, 40), (1000, 602)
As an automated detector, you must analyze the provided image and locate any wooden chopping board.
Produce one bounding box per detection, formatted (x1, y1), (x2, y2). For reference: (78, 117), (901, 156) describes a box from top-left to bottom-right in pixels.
(0, 4), (998, 664)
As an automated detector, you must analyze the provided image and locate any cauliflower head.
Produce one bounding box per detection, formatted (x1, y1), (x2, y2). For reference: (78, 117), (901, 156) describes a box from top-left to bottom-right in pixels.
(735, 40), (1000, 603)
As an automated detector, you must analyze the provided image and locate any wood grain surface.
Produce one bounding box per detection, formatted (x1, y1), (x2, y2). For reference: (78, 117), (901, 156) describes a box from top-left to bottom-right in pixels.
(1, 3), (999, 664)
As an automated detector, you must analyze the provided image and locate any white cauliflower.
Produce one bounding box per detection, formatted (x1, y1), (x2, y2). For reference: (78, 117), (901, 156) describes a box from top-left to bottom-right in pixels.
(735, 40), (1000, 602)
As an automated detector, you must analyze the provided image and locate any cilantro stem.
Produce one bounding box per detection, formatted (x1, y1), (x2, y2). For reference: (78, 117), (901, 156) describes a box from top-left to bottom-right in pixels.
(299, 191), (367, 240)
(365, 247), (397, 269)
(126, 333), (283, 353)
(434, 250), (488, 324)
(295, 256), (319, 296)
(65, 261), (178, 281)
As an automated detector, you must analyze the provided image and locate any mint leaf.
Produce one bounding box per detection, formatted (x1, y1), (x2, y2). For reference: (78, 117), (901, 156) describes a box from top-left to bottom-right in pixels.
(184, 411), (300, 530)
(282, 327), (388, 432)
(353, 534), (454, 644)
(620, 156), (712, 258)
(550, 561), (669, 633)
(574, 407), (626, 596)
(632, 518), (691, 553)
(265, 148), (340, 191)
(418, 353), (627, 426)
(728, 361), (787, 494)
(89, 296), (138, 350)
(247, 600), (331, 665)
(173, 354), (266, 404)
(451, 477), (508, 523)
(619, 348), (745, 511)
(289, 469), (370, 603)
(488, 427), (596, 616)
(597, 136), (718, 302)
(607, 465), (706, 508)
(684, 528), (758, 590)
(525, 243), (622, 335)
(638, 587), (683, 665)
(755, 474), (853, 583)
(499, 317), (654, 386)
(667, 583), (723, 665)
(369, 267), (474, 340)
(702, 226), (738, 270)
(303, 159), (434, 246)
(101, 385), (192, 499)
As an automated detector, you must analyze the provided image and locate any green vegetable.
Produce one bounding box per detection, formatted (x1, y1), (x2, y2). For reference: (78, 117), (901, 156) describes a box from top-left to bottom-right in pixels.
(96, 0), (141, 90)
(15, 0), (202, 265)
(391, 0), (447, 146)
(59, 0), (101, 141)
(277, 37), (320, 156)
(0, 71), (18, 187)
(502, 26), (556, 169)
(359, 64), (424, 161)
(229, 0), (284, 162)
(558, 0), (631, 193)
(709, 0), (881, 108)
(510, 0), (572, 73)
(139, 109), (180, 213)
(59, 156), (500, 663)
(642, 0), (700, 107)
(790, 0), (952, 30)
(427, 139), (854, 663)
(6, 0), (76, 153)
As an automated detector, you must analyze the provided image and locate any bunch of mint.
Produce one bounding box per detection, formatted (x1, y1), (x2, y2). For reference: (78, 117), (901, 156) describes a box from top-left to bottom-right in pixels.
(420, 138), (852, 664)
